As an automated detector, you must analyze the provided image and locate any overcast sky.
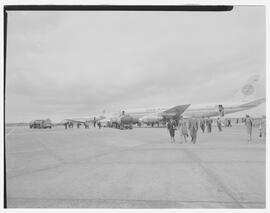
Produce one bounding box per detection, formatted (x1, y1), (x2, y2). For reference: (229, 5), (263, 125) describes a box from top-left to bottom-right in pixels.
(6, 6), (265, 123)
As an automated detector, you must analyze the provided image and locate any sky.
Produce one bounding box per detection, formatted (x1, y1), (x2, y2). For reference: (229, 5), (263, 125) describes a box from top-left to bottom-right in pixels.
(5, 6), (266, 123)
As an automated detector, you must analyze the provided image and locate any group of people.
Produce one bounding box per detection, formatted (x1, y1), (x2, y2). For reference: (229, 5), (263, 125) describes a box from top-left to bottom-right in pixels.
(64, 121), (73, 129)
(64, 121), (90, 129)
(245, 114), (266, 142)
(167, 116), (199, 144)
(167, 116), (217, 144)
(167, 115), (266, 143)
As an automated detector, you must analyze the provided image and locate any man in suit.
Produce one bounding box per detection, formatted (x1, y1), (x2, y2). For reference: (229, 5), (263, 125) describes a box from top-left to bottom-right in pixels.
(199, 117), (206, 133)
(189, 116), (199, 144)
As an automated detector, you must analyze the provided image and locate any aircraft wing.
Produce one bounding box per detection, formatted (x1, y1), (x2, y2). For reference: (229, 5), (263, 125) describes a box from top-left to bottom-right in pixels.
(162, 104), (190, 115)
(61, 119), (88, 124)
(238, 98), (266, 108)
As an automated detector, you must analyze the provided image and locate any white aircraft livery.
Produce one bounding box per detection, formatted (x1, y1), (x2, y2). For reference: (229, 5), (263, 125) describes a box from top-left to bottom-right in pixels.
(65, 75), (265, 126)
(134, 75), (265, 124)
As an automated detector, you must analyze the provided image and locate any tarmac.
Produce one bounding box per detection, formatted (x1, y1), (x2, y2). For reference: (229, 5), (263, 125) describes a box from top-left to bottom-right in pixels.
(5, 124), (266, 208)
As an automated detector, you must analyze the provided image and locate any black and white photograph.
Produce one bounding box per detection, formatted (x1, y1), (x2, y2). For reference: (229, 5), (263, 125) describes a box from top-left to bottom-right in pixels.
(3, 3), (268, 209)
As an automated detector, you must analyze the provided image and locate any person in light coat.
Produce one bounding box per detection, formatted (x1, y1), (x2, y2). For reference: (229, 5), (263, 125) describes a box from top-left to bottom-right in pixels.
(188, 116), (199, 144)
(178, 117), (189, 143)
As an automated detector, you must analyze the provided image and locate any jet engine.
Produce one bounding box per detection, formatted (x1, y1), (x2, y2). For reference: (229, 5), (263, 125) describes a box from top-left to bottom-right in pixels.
(139, 115), (163, 124)
(120, 114), (134, 125)
(110, 114), (134, 129)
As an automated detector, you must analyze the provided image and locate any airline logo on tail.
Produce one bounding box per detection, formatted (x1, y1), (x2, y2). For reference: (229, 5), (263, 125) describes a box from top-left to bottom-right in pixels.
(241, 84), (255, 96)
(231, 74), (262, 103)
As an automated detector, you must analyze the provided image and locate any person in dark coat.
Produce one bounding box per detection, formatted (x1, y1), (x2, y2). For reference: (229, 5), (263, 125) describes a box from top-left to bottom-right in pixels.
(228, 119), (232, 127)
(206, 117), (212, 133)
(167, 120), (176, 143)
(217, 118), (222, 132)
(199, 117), (205, 133)
(93, 117), (96, 128)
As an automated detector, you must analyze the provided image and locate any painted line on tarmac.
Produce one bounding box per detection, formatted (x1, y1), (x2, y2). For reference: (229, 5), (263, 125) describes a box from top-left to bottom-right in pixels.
(7, 130), (68, 136)
(7, 148), (45, 154)
(5, 127), (17, 138)
(8, 139), (153, 179)
(183, 148), (244, 208)
(34, 135), (67, 164)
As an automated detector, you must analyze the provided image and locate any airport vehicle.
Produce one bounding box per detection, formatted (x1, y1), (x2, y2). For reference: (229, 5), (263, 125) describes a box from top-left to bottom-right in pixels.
(29, 119), (52, 129)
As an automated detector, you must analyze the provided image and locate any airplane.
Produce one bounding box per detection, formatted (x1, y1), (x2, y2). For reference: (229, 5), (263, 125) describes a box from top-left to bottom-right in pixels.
(138, 75), (265, 125)
(65, 75), (265, 128)
(62, 104), (190, 129)
(60, 114), (106, 126)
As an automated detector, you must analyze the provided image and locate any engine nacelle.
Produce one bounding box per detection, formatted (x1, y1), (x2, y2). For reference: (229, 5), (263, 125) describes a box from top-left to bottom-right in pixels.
(139, 115), (163, 124)
(120, 114), (134, 125)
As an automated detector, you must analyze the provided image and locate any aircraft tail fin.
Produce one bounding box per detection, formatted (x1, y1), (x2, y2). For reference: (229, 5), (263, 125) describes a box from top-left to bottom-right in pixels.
(231, 75), (263, 102)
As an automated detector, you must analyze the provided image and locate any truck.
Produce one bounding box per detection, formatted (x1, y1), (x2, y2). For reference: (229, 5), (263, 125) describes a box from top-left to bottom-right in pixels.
(29, 119), (52, 129)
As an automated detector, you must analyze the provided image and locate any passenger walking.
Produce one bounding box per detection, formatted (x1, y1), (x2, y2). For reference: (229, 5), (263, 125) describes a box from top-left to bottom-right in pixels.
(245, 115), (253, 142)
(228, 119), (232, 127)
(167, 119), (177, 143)
(64, 122), (68, 129)
(178, 117), (189, 143)
(189, 116), (199, 144)
(199, 117), (205, 133)
(93, 117), (96, 128)
(217, 118), (222, 132)
(259, 115), (266, 140)
(84, 121), (89, 128)
(206, 117), (212, 133)
(97, 121), (101, 129)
